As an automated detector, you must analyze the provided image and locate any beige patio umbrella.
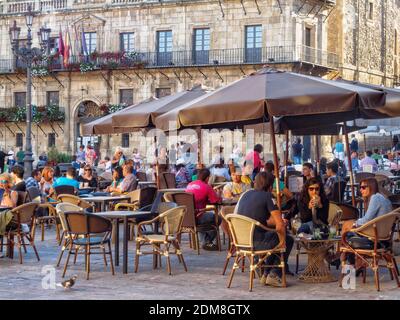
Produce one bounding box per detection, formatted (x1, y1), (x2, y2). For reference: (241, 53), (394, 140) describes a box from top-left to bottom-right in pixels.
(81, 98), (155, 135)
(111, 86), (207, 131)
(154, 68), (389, 209)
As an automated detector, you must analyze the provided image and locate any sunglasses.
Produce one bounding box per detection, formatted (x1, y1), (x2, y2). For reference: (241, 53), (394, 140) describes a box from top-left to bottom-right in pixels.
(308, 187), (320, 192)
(0, 180), (8, 184)
(360, 185), (369, 190)
(84, 169), (92, 172)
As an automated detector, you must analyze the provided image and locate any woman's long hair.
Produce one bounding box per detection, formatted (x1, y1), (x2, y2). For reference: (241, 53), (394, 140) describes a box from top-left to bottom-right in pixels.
(360, 178), (379, 211)
(42, 166), (54, 182)
(299, 177), (328, 209)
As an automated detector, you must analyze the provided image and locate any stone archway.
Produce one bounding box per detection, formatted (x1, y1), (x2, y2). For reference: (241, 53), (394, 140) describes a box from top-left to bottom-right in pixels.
(73, 99), (106, 154)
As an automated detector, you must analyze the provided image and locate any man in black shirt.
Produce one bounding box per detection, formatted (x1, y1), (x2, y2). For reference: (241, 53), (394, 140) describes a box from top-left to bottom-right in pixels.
(235, 172), (294, 287)
(11, 165), (26, 192)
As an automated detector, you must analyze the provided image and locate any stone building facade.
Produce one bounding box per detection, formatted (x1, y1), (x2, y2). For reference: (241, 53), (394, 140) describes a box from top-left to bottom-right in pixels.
(0, 0), (397, 162)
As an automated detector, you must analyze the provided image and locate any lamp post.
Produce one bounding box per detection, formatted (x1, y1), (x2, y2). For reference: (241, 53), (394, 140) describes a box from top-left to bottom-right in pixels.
(9, 5), (51, 178)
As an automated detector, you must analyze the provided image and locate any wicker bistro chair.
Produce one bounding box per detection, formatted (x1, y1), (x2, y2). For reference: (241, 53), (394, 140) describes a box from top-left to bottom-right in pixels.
(220, 205), (237, 275)
(164, 192), (221, 254)
(136, 171), (148, 182)
(115, 187), (157, 211)
(224, 214), (287, 291)
(27, 186), (62, 243)
(55, 203), (84, 267)
(54, 185), (77, 196)
(57, 194), (93, 211)
(162, 172), (177, 189)
(294, 202), (343, 274)
(339, 208), (400, 291)
(3, 203), (39, 264)
(62, 211), (115, 280)
(135, 206), (187, 275)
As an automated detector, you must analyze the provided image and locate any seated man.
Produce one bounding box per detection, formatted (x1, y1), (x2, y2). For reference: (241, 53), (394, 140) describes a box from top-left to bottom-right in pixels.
(11, 165), (26, 192)
(52, 167), (80, 191)
(222, 167), (250, 199)
(235, 172), (294, 286)
(114, 164), (137, 193)
(25, 169), (42, 190)
(186, 168), (221, 251)
(302, 162), (314, 182)
(324, 161), (339, 201)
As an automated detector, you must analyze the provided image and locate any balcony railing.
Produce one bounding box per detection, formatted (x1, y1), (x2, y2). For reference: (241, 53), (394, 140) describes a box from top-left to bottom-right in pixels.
(1, 0), (335, 14)
(0, 45), (339, 74)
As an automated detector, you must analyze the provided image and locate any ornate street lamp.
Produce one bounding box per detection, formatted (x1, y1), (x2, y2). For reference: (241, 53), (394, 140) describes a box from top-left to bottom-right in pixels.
(9, 5), (51, 178)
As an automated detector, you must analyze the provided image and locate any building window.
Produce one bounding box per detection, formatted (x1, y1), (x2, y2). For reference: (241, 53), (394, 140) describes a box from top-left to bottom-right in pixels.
(368, 2), (373, 20)
(47, 91), (59, 106)
(48, 133), (56, 148)
(16, 133), (23, 148)
(156, 30), (172, 66)
(84, 32), (97, 54)
(119, 89), (134, 105)
(245, 25), (262, 63)
(120, 33), (135, 52)
(49, 37), (59, 55)
(121, 133), (129, 148)
(193, 28), (210, 65)
(14, 92), (26, 107)
(305, 27), (312, 47)
(155, 88), (171, 98)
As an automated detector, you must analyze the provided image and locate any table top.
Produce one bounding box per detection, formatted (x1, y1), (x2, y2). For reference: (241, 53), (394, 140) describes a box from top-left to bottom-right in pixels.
(81, 195), (130, 202)
(157, 188), (186, 193)
(92, 210), (152, 219)
(295, 237), (340, 243)
(217, 198), (238, 206)
(138, 181), (157, 185)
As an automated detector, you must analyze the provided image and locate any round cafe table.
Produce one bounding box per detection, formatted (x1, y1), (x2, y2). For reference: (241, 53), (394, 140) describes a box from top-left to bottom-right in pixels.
(296, 237), (340, 283)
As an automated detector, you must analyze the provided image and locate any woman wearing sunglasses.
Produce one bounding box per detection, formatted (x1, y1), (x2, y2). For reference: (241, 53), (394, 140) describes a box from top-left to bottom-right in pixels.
(0, 173), (18, 208)
(297, 177), (329, 234)
(353, 178), (392, 228)
(78, 165), (98, 189)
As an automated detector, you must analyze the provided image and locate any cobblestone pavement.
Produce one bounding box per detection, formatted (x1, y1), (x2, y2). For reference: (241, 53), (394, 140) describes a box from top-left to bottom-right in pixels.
(1, 228), (400, 300)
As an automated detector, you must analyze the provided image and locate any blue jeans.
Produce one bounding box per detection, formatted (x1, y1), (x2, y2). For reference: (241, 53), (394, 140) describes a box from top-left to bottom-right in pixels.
(297, 221), (313, 234)
(254, 231), (294, 277)
(293, 156), (302, 165)
(196, 212), (221, 245)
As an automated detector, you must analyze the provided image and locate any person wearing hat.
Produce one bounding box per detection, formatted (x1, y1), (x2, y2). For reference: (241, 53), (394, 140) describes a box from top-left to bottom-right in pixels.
(175, 158), (191, 188)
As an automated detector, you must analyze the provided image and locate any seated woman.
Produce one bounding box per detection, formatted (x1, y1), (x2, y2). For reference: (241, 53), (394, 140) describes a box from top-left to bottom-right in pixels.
(0, 173), (18, 208)
(106, 166), (124, 193)
(40, 166), (55, 198)
(78, 165), (98, 189)
(347, 178), (392, 229)
(297, 177), (330, 234)
(343, 178), (393, 272)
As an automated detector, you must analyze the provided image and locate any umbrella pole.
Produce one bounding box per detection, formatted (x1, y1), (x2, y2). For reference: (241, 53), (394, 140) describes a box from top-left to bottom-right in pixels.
(315, 135), (320, 175)
(269, 117), (282, 211)
(343, 123), (356, 207)
(154, 135), (160, 189)
(363, 134), (367, 154)
(284, 130), (289, 187)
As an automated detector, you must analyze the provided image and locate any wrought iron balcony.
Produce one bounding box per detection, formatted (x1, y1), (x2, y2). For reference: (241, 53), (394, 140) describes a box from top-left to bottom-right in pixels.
(1, 0), (336, 14)
(0, 45), (339, 74)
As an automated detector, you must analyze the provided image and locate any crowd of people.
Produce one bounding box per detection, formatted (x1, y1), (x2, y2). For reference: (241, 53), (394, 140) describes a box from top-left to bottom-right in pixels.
(0, 137), (398, 287)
